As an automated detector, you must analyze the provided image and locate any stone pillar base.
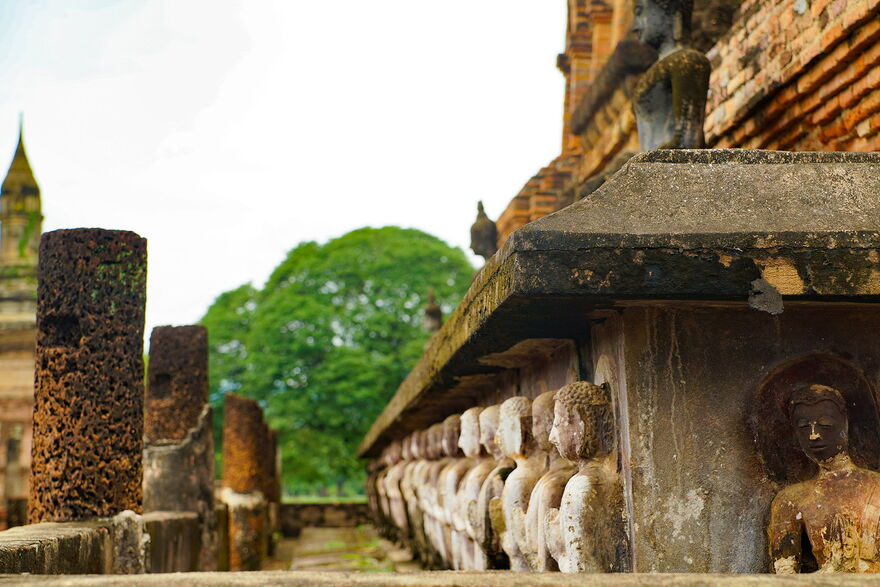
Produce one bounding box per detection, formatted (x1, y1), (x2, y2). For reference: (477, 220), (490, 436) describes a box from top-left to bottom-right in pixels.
(221, 488), (267, 571)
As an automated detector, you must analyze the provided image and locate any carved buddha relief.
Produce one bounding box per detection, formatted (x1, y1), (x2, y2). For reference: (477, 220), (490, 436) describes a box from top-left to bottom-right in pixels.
(438, 414), (470, 569)
(455, 407), (496, 569)
(545, 381), (629, 573)
(521, 389), (576, 571)
(497, 396), (545, 571)
(475, 404), (513, 569)
(769, 384), (880, 574)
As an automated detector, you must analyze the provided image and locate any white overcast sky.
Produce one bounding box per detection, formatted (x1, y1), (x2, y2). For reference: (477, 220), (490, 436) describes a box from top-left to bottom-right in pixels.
(0, 1), (567, 341)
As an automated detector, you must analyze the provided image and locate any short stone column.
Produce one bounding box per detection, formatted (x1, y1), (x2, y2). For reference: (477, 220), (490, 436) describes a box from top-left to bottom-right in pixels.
(221, 393), (267, 571)
(143, 325), (217, 571)
(28, 228), (148, 573)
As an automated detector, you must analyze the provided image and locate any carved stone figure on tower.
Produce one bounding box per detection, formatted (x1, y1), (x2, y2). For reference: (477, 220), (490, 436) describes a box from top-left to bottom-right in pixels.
(631, 0), (710, 150)
(769, 384), (880, 574)
(469, 201), (498, 261)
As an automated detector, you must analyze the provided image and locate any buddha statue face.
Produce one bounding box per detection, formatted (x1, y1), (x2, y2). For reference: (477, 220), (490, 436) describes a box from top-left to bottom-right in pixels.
(479, 405), (504, 460)
(633, 0), (676, 50)
(790, 385), (849, 464)
(532, 390), (557, 453)
(441, 414), (462, 457)
(549, 381), (612, 463)
(459, 407), (484, 458)
(498, 397), (532, 458)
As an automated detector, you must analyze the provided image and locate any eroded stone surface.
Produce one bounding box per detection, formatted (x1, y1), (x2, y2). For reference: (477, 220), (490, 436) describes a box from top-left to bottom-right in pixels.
(223, 488), (267, 572)
(30, 228), (147, 523)
(144, 325), (208, 442)
(222, 394), (264, 494)
(144, 405), (217, 571)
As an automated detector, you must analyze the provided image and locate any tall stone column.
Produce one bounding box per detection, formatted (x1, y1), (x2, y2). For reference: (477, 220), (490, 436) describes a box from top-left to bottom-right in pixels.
(28, 229), (148, 574)
(222, 393), (267, 571)
(143, 325), (217, 571)
(29, 228), (147, 523)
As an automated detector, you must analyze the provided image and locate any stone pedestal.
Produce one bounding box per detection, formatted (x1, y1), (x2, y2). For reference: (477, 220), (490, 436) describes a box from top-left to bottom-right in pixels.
(143, 325), (217, 571)
(29, 228), (147, 524)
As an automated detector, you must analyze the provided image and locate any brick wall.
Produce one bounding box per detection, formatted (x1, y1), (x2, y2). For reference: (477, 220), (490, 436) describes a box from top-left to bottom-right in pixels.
(707, 0), (880, 150)
(495, 0), (880, 246)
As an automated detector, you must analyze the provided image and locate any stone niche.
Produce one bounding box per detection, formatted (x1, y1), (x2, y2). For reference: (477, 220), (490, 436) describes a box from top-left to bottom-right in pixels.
(360, 150), (880, 573)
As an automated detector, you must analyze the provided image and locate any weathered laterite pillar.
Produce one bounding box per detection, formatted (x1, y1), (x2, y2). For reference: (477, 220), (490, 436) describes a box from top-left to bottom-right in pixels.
(143, 325), (217, 571)
(221, 393), (267, 571)
(259, 423), (277, 556)
(29, 228), (148, 573)
(267, 429), (282, 544)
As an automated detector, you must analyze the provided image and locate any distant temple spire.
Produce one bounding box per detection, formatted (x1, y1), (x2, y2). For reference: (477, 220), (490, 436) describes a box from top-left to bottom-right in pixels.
(1, 116), (42, 265)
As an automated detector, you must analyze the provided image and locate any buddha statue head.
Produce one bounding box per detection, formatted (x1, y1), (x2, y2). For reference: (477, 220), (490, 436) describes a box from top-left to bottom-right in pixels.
(498, 397), (534, 459)
(479, 404), (505, 461)
(789, 384), (849, 465)
(549, 381), (613, 463)
(532, 390), (558, 454)
(442, 414), (463, 458)
(633, 0), (693, 53)
(427, 423), (444, 460)
(459, 407), (485, 458)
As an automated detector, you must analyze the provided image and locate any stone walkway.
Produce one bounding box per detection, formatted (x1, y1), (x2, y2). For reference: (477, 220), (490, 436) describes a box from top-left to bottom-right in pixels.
(262, 526), (420, 573)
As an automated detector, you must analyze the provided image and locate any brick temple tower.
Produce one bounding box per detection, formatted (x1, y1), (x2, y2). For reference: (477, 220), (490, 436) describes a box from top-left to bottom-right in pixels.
(0, 119), (41, 529)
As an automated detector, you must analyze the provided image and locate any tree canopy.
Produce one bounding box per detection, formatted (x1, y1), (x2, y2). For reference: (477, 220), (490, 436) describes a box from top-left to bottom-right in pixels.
(200, 226), (473, 495)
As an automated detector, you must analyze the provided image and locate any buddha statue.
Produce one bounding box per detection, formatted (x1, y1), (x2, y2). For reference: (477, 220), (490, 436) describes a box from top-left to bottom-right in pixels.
(769, 384), (880, 574)
(545, 381), (629, 573)
(475, 404), (514, 569)
(385, 438), (410, 543)
(470, 201), (498, 261)
(411, 429), (443, 568)
(632, 0), (710, 150)
(496, 396), (545, 571)
(400, 432), (429, 564)
(438, 414), (471, 569)
(421, 423), (451, 567)
(375, 443), (401, 541)
(521, 390), (577, 571)
(455, 407), (497, 569)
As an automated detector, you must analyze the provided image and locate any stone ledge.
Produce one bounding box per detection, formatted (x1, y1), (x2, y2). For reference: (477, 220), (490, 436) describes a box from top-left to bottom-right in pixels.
(358, 149), (880, 457)
(1, 571), (879, 585)
(0, 521), (111, 575)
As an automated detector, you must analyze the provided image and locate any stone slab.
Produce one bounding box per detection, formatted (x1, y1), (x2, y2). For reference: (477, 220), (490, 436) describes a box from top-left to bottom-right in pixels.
(0, 521), (110, 574)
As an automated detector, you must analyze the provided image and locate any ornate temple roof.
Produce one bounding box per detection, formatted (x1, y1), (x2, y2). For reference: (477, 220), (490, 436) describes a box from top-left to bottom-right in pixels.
(2, 120), (39, 198)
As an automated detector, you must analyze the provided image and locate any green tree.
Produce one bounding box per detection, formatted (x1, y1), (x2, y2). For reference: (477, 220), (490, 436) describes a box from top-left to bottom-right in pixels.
(201, 227), (473, 495)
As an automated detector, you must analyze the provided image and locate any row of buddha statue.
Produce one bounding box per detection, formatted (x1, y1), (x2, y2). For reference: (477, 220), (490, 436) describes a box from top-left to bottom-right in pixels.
(370, 381), (880, 574)
(366, 381), (629, 572)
